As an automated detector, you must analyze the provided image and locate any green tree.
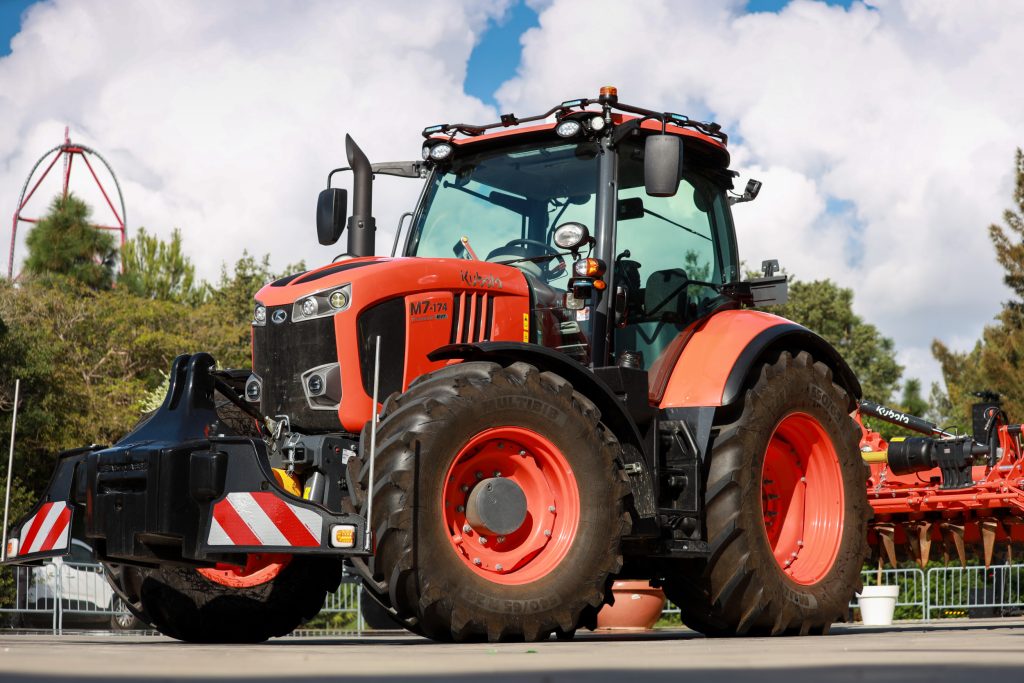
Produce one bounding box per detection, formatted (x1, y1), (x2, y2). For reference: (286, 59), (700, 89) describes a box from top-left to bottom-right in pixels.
(769, 278), (903, 404)
(933, 149), (1024, 429)
(23, 194), (116, 289)
(120, 228), (205, 304)
(900, 378), (928, 418)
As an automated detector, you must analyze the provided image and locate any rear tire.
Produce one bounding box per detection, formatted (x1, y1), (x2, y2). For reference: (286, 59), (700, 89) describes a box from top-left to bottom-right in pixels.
(350, 361), (630, 642)
(662, 351), (868, 636)
(138, 557), (342, 643)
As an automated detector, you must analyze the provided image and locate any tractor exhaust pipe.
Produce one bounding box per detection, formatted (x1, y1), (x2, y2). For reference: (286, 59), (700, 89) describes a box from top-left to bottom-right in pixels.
(345, 135), (376, 257)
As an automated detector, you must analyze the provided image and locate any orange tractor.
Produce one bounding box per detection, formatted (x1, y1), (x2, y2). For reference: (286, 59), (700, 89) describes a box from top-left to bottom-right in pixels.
(5, 88), (873, 642)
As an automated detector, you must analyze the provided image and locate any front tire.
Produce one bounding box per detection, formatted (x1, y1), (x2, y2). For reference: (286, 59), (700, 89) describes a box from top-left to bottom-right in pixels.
(663, 351), (868, 636)
(138, 556), (342, 643)
(351, 361), (630, 642)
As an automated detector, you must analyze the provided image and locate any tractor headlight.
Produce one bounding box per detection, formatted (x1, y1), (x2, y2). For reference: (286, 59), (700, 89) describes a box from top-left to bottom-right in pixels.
(329, 289), (349, 309)
(553, 222), (590, 251)
(429, 143), (453, 161)
(589, 115), (606, 132)
(291, 284), (352, 322)
(253, 304), (267, 326)
(555, 120), (582, 138)
(301, 297), (318, 317)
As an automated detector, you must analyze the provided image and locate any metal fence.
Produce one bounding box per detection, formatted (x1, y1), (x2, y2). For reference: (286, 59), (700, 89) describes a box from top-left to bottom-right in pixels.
(925, 564), (1024, 620)
(10, 560), (1024, 634)
(852, 567), (928, 620)
(849, 564), (1024, 622)
(2, 560), (367, 635)
(1, 560), (132, 632)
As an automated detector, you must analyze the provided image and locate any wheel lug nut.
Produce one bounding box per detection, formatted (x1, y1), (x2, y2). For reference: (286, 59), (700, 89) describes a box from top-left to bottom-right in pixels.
(549, 505), (556, 513)
(479, 536), (487, 544)
(461, 484), (469, 493)
(473, 558), (482, 566)
(496, 564), (503, 571)
(463, 524), (472, 533)
(800, 476), (807, 483)
(790, 551), (798, 558)
(494, 470), (501, 477)
(453, 534), (462, 543)
(497, 536), (505, 543)
(476, 471), (483, 479)
(544, 529), (552, 537)
(456, 505), (465, 513)
(797, 540), (804, 547)
(519, 450), (526, 456)
(497, 442), (504, 449)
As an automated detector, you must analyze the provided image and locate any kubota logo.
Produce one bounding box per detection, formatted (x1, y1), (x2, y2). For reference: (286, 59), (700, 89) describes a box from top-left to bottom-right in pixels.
(460, 270), (503, 290)
(271, 309), (287, 324)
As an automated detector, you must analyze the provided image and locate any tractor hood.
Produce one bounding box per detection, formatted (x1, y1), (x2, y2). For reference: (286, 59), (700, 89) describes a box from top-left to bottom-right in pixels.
(255, 256), (529, 309)
(250, 257), (532, 433)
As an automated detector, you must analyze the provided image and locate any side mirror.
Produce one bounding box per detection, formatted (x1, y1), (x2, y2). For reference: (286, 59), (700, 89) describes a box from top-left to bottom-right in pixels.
(316, 188), (348, 246)
(644, 134), (682, 197)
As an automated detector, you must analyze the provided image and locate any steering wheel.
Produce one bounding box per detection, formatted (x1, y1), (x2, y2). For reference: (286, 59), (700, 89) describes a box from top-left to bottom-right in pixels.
(486, 238), (567, 280)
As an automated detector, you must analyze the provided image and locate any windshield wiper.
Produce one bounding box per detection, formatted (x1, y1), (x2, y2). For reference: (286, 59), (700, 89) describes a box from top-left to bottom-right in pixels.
(642, 207), (712, 242)
(442, 181), (528, 214)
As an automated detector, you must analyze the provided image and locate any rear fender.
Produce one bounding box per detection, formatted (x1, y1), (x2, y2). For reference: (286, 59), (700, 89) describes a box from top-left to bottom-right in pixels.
(656, 309), (861, 410)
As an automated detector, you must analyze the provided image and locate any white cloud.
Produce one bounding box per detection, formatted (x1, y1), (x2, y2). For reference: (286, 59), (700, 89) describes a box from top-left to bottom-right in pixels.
(1, 0), (508, 279)
(496, 0), (1024, 391)
(3, 0), (1021, 397)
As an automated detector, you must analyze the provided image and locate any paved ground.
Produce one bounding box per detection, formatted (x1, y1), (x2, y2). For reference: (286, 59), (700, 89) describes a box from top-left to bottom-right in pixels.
(2, 620), (1023, 682)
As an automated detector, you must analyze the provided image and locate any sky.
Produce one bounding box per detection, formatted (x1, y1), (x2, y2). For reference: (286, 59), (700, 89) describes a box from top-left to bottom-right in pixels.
(1, 0), (1022, 395)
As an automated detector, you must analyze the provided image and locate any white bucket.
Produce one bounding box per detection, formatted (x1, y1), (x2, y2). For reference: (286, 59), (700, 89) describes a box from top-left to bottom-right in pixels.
(856, 584), (900, 626)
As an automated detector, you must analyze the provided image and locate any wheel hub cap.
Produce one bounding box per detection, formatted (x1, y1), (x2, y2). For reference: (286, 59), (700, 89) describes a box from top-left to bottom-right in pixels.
(466, 477), (528, 535)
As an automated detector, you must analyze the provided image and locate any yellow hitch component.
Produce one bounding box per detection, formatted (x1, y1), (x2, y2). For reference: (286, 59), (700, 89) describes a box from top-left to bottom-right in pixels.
(861, 450), (888, 464)
(272, 468), (302, 497)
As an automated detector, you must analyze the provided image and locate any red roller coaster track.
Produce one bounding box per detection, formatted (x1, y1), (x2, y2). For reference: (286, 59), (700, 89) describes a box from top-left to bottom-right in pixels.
(7, 127), (127, 280)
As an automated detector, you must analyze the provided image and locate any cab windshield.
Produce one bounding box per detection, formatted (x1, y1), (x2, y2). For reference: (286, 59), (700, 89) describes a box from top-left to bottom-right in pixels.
(406, 140), (601, 284)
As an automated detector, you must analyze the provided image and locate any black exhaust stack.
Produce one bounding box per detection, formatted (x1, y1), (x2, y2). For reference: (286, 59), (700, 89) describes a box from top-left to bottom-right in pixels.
(345, 134), (376, 257)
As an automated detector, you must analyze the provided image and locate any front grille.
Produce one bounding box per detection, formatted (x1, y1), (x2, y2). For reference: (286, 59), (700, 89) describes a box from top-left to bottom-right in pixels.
(449, 292), (494, 344)
(252, 307), (340, 431)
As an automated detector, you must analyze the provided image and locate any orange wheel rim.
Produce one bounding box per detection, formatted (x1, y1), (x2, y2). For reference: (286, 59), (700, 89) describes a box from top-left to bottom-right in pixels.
(197, 553), (291, 588)
(761, 412), (844, 585)
(441, 427), (580, 585)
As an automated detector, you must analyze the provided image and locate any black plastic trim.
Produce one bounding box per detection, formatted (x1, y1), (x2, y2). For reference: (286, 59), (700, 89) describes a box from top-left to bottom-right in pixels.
(721, 324), (862, 405)
(357, 298), (406, 398)
(293, 259), (385, 285)
(428, 342), (645, 453)
(270, 271), (307, 287)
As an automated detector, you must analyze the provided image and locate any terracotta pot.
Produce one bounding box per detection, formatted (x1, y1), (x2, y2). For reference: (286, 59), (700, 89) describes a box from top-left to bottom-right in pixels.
(596, 580), (667, 630)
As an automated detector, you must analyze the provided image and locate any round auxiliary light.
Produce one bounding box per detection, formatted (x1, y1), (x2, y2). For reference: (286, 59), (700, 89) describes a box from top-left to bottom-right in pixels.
(253, 304), (267, 324)
(555, 119), (582, 138)
(589, 115), (606, 132)
(421, 145), (431, 160)
(553, 222), (589, 250)
(329, 289), (349, 309)
(301, 297), (318, 317)
(307, 374), (324, 396)
(429, 143), (453, 161)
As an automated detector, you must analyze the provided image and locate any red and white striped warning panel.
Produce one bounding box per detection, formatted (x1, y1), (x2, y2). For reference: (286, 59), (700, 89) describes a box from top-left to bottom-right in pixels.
(14, 501), (72, 557)
(208, 492), (322, 548)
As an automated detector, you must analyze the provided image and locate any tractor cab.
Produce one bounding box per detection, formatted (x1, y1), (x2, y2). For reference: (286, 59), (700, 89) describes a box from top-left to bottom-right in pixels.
(402, 92), (742, 371)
